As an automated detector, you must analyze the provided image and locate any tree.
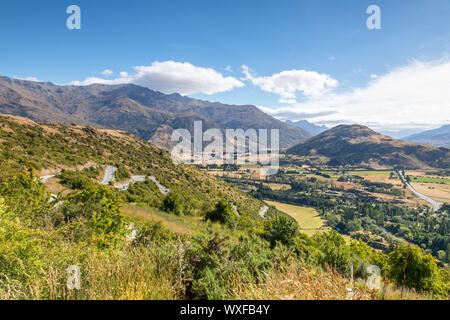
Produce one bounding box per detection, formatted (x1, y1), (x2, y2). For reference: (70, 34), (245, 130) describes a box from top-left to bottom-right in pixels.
(388, 245), (441, 293)
(313, 230), (351, 275)
(205, 200), (235, 225)
(264, 214), (298, 247)
(162, 193), (184, 215)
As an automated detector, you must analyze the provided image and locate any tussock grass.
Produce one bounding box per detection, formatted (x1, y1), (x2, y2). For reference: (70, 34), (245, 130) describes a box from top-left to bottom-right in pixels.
(232, 264), (376, 300)
(0, 245), (181, 300)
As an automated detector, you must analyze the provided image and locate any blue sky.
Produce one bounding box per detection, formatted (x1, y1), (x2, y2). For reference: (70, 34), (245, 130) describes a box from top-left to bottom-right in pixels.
(1, 0), (450, 136)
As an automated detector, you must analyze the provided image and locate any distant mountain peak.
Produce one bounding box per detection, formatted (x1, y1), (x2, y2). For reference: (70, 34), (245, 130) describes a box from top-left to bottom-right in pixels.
(285, 119), (328, 135)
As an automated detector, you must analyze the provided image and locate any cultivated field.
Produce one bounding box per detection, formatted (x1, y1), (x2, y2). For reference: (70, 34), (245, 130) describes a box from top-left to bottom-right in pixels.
(265, 201), (329, 236)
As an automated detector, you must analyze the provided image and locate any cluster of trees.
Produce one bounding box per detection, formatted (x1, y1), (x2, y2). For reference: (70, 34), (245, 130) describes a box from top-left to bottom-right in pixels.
(249, 179), (449, 263)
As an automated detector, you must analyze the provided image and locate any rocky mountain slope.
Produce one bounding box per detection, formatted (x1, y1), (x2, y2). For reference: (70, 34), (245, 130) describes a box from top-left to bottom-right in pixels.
(0, 76), (310, 149)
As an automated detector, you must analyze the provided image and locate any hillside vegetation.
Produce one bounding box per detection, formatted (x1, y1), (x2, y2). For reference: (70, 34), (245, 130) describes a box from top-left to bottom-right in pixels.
(0, 114), (448, 300)
(0, 114), (263, 217)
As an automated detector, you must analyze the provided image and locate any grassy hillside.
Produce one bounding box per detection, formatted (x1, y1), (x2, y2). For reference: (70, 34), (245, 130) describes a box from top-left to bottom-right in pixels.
(0, 114), (263, 218)
(0, 114), (448, 300)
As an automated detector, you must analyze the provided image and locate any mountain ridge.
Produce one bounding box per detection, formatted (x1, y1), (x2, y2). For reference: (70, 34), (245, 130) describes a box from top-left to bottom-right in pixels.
(286, 124), (450, 169)
(403, 124), (450, 147)
(0, 76), (311, 149)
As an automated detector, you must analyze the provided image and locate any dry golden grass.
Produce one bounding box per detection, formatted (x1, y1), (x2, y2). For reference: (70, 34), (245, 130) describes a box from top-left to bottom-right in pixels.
(232, 264), (377, 300)
(44, 177), (71, 195)
(263, 183), (291, 191)
(123, 204), (198, 236)
(364, 173), (403, 187)
(1, 246), (181, 300)
(411, 182), (450, 203)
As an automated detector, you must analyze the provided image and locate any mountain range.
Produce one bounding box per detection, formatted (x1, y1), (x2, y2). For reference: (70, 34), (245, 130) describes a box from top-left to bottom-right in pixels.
(0, 76), (311, 149)
(403, 124), (450, 147)
(286, 124), (450, 169)
(286, 120), (328, 135)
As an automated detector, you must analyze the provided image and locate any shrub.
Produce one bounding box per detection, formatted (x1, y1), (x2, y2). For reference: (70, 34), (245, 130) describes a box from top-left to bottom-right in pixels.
(205, 200), (235, 225)
(162, 193), (184, 216)
(58, 170), (92, 190)
(264, 214), (298, 248)
(115, 164), (130, 181)
(312, 230), (351, 275)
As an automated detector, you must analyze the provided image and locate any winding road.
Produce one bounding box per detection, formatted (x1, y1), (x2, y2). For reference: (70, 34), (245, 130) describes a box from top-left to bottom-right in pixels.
(101, 166), (117, 185)
(397, 171), (442, 212)
(39, 164), (170, 200)
(115, 175), (170, 195)
(40, 175), (55, 183)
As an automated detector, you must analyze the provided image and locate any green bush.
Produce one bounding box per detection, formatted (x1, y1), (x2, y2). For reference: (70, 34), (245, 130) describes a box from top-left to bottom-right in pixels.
(312, 230), (351, 275)
(58, 170), (92, 190)
(264, 214), (298, 248)
(205, 200), (236, 225)
(115, 164), (130, 181)
(162, 193), (184, 216)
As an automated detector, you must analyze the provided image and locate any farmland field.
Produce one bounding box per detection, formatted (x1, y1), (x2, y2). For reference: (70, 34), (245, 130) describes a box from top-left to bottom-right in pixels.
(265, 200), (329, 236)
(410, 176), (450, 185)
(410, 183), (450, 204)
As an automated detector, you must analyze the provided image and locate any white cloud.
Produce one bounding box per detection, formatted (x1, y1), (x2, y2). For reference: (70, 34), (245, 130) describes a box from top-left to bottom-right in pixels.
(71, 76), (129, 86)
(242, 65), (338, 102)
(72, 61), (244, 95)
(16, 76), (41, 82)
(278, 99), (297, 105)
(370, 74), (378, 79)
(101, 69), (114, 76)
(225, 65), (233, 72)
(261, 59), (450, 131)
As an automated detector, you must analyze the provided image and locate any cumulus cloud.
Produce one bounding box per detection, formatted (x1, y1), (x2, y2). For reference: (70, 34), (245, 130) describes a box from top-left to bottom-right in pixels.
(242, 65), (338, 103)
(261, 59), (450, 132)
(101, 69), (114, 76)
(72, 61), (244, 95)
